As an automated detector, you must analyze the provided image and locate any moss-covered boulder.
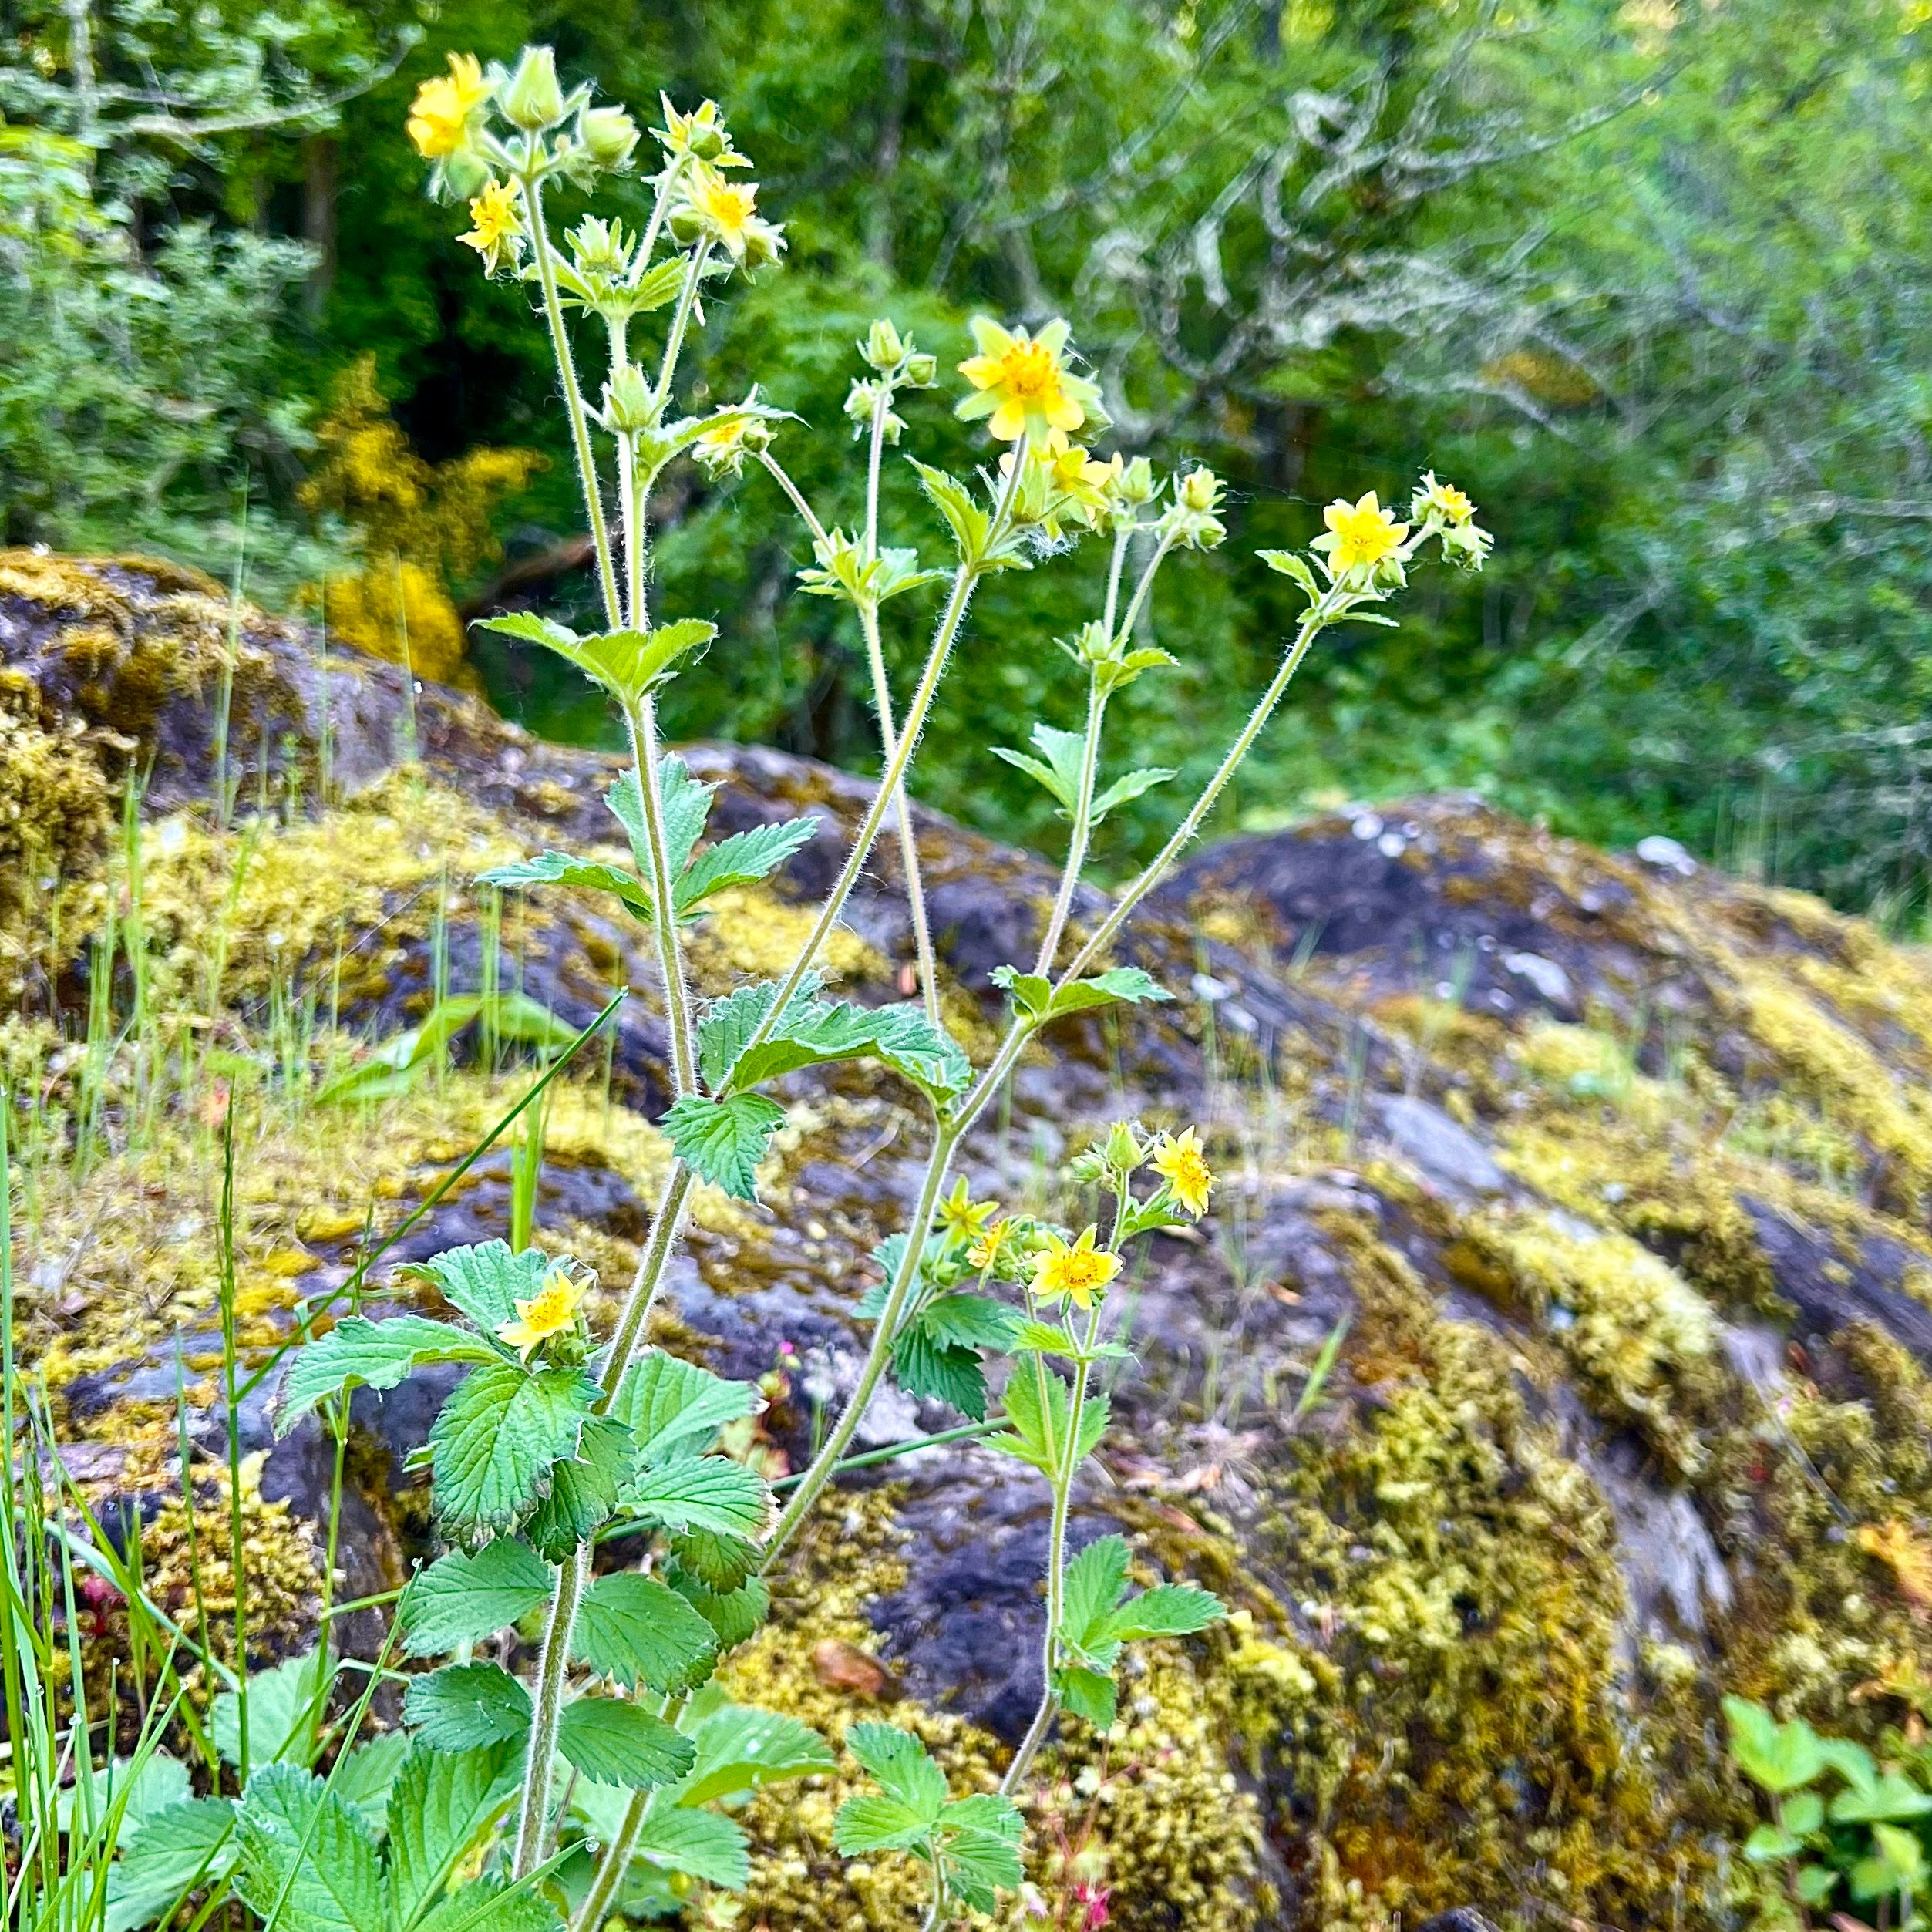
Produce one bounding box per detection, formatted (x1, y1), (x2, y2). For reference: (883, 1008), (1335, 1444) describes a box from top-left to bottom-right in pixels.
(10, 554), (1932, 1930)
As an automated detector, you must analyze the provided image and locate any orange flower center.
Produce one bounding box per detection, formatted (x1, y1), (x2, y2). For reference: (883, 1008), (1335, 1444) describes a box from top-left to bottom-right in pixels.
(998, 342), (1060, 402)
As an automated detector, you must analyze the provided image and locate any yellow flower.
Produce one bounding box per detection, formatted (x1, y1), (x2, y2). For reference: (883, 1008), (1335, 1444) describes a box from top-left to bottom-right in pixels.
(459, 179), (523, 275)
(1046, 445), (1114, 522)
(681, 165), (785, 264)
(937, 1178), (1000, 1244)
(408, 52), (491, 160)
(1314, 491), (1408, 574)
(1152, 1127), (1214, 1219)
(968, 1217), (1015, 1273)
(1031, 1226), (1121, 1311)
(957, 318), (1103, 452)
(495, 1267), (587, 1361)
(1412, 470), (1476, 527)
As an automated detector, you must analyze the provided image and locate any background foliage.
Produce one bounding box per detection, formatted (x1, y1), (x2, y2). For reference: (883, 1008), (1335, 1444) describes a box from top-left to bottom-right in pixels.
(6, 0), (1932, 912)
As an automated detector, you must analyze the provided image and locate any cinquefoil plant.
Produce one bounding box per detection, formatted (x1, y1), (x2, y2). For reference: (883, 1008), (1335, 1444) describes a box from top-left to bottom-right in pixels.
(227, 45), (1490, 1930)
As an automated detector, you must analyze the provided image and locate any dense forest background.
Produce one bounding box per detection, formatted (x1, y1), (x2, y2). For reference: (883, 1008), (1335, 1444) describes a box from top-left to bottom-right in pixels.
(5, 0), (1930, 917)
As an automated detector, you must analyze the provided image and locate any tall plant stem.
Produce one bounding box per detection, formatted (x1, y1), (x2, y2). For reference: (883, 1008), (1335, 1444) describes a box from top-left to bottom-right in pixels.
(733, 454), (1027, 1075)
(624, 698), (696, 1098)
(597, 1163), (696, 1408)
(1031, 674), (1104, 978)
(513, 1543), (589, 1877)
(520, 171), (621, 629)
(762, 1122), (959, 1564)
(574, 1786), (651, 1932)
(1054, 595), (1335, 988)
(1001, 1297), (1104, 1797)
(862, 385), (942, 1027)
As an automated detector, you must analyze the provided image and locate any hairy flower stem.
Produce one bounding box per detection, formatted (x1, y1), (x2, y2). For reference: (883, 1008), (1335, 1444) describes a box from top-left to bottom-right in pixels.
(652, 240), (712, 415)
(863, 389), (943, 1027)
(513, 1542), (589, 1878)
(622, 696), (697, 1096)
(1002, 1301), (1105, 1797)
(597, 1163), (697, 1409)
(762, 599), (1343, 1565)
(519, 172), (621, 630)
(1056, 594), (1335, 985)
(1031, 674), (1105, 978)
(761, 1120), (960, 1564)
(733, 452), (1028, 1073)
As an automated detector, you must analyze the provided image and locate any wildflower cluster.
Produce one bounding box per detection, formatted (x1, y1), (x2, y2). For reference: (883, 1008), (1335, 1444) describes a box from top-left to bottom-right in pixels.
(243, 43), (1493, 1932)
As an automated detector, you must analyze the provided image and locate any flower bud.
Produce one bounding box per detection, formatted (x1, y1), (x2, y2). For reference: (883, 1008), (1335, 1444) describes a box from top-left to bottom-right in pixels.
(500, 45), (565, 131)
(604, 362), (655, 434)
(440, 147), (493, 200)
(863, 319), (907, 372)
(904, 352), (937, 388)
(1102, 1120), (1146, 1173)
(668, 203), (705, 247)
(578, 104), (639, 170)
(1179, 466), (1223, 513)
(1116, 456), (1156, 505)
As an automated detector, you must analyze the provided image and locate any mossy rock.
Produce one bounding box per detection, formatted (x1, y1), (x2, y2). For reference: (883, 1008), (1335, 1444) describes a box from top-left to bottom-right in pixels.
(12, 558), (1932, 1927)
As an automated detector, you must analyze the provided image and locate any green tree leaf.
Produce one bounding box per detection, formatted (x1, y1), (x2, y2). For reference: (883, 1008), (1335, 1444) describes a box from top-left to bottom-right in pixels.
(402, 1664), (533, 1752)
(401, 1540), (556, 1658)
(571, 1573), (720, 1694)
(554, 1698), (697, 1789)
(278, 1316), (500, 1432)
(661, 1093), (787, 1200)
(429, 1362), (597, 1536)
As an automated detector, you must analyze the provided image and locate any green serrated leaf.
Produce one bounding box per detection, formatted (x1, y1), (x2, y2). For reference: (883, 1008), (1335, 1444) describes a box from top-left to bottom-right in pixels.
(609, 1351), (757, 1465)
(213, 1647), (328, 1778)
(988, 964), (1052, 1019)
(631, 1807), (750, 1888)
(891, 1328), (987, 1420)
(523, 1415), (636, 1563)
(672, 1701), (835, 1808)
(104, 1801), (237, 1932)
(832, 1793), (933, 1854)
(385, 1742), (519, 1930)
(1059, 1536), (1129, 1650)
(665, 1565), (771, 1651)
(429, 1362), (598, 1537)
(624, 1454), (769, 1540)
(662, 1092), (787, 1201)
(1044, 966), (1171, 1021)
(1095, 1581), (1227, 1644)
(1258, 548), (1320, 595)
(330, 1733), (412, 1834)
(1052, 1664), (1119, 1730)
(401, 1540), (555, 1657)
(1090, 766), (1177, 823)
(476, 851), (654, 922)
(917, 1294), (1025, 1351)
(845, 1722), (947, 1821)
(403, 1664), (533, 1752)
(233, 1765), (383, 1932)
(404, 1241), (553, 1338)
(605, 757), (716, 884)
(913, 461), (989, 564)
(675, 816), (819, 916)
(668, 1527), (762, 1594)
(278, 1316), (499, 1432)
(412, 1874), (561, 1932)
(555, 1698), (697, 1789)
(572, 1573), (719, 1694)
(474, 615), (714, 704)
